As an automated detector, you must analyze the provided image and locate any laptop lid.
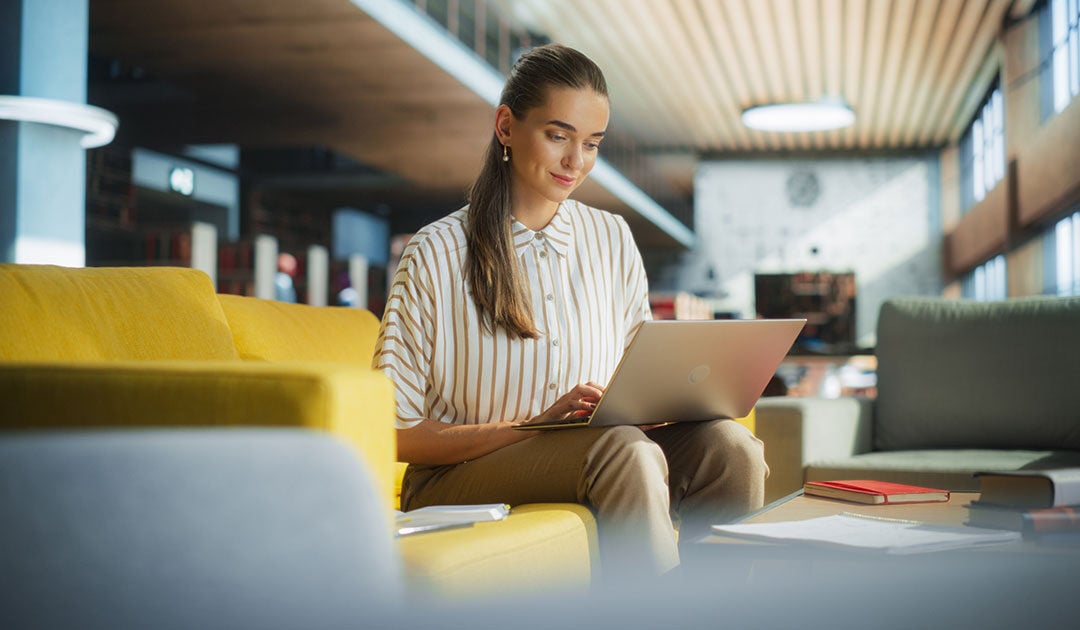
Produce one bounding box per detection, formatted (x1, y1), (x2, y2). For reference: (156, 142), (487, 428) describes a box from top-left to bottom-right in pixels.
(517, 318), (805, 430)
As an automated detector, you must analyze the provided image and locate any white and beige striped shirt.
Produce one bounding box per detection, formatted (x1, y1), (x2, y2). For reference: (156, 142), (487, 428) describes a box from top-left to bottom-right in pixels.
(374, 200), (652, 429)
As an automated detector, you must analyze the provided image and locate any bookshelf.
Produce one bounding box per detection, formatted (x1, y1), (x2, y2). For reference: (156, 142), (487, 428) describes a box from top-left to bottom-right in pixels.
(650, 291), (713, 320)
(86, 147), (218, 283)
(217, 235), (278, 299)
(86, 148), (334, 304)
(246, 192), (332, 304)
(86, 146), (135, 230)
(755, 271), (857, 353)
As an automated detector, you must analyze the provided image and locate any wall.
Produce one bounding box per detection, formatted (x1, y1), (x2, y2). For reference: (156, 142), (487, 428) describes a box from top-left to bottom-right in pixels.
(679, 156), (941, 346)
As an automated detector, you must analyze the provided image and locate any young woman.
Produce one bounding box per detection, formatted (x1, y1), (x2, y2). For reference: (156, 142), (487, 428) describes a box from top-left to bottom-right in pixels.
(374, 44), (768, 577)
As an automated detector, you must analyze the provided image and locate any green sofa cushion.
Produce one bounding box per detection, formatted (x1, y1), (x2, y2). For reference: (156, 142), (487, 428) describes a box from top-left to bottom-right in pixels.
(874, 296), (1080, 451)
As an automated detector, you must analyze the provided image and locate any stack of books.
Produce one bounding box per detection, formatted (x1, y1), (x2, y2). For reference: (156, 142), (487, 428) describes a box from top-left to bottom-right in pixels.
(967, 468), (1080, 542)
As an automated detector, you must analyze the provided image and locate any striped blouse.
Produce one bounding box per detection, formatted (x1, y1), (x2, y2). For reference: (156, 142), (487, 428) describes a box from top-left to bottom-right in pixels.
(374, 200), (651, 429)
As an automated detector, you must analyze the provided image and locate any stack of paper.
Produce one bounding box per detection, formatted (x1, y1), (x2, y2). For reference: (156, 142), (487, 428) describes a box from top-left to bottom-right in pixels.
(395, 503), (510, 536)
(711, 513), (1021, 554)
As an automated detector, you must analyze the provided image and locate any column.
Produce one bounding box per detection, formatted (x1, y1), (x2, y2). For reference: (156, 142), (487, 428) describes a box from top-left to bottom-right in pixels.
(0, 0), (113, 266)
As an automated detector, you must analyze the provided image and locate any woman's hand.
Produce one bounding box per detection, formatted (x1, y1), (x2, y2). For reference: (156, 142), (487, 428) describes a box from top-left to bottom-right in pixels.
(398, 382), (605, 462)
(514, 381), (604, 428)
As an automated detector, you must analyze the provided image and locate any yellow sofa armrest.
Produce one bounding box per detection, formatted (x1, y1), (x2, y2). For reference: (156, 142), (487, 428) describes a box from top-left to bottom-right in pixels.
(0, 361), (397, 507)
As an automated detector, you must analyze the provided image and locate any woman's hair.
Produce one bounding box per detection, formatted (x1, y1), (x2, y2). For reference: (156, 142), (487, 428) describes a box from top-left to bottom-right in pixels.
(466, 44), (608, 339)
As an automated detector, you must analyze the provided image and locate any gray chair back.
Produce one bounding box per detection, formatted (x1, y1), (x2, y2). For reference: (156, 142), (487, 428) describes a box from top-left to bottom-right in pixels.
(874, 296), (1080, 451)
(0, 428), (401, 630)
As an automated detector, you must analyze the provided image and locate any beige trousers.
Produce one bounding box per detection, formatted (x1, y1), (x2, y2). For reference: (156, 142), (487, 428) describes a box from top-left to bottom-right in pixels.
(400, 419), (769, 578)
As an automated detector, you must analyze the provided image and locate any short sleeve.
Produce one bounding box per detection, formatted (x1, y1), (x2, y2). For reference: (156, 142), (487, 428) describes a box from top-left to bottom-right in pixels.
(373, 236), (436, 429)
(616, 216), (652, 349)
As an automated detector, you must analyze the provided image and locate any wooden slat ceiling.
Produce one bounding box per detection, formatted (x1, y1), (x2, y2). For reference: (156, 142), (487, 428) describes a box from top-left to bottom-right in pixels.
(499, 0), (1018, 152)
(88, 0), (1034, 248)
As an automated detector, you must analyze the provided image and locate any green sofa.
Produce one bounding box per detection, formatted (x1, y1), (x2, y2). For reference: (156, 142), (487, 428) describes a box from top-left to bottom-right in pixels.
(0, 263), (597, 598)
(756, 296), (1080, 502)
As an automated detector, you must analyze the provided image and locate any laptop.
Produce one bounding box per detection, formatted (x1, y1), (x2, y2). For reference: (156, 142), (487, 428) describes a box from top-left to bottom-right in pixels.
(514, 318), (805, 430)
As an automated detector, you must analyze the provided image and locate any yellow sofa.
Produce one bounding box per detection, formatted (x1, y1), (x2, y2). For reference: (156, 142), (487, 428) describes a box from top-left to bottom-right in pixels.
(0, 263), (596, 597)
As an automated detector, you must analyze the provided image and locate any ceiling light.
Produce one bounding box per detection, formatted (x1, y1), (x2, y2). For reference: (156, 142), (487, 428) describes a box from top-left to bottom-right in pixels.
(741, 102), (855, 132)
(0, 95), (118, 148)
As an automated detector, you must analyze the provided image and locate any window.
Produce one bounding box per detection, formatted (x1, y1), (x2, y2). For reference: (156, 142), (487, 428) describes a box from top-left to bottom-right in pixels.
(959, 83), (1005, 212)
(1042, 0), (1080, 118)
(1044, 209), (1080, 295)
(963, 255), (1008, 301)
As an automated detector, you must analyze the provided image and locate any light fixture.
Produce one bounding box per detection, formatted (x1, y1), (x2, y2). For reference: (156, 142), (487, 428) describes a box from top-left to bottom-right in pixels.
(741, 102), (855, 132)
(168, 166), (196, 196)
(0, 95), (118, 148)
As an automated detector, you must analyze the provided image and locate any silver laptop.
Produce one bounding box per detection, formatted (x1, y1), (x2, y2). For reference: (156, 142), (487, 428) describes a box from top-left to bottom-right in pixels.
(514, 319), (805, 430)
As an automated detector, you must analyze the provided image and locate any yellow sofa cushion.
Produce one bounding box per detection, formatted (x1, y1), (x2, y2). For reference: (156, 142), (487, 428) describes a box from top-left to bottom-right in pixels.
(397, 503), (597, 598)
(0, 360), (399, 508)
(218, 294), (380, 364)
(0, 265), (238, 362)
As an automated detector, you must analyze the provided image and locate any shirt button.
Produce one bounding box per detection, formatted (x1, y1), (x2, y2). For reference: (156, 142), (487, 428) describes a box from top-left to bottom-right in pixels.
(548, 383), (557, 390)
(545, 294), (554, 301)
(552, 339), (560, 347)
(534, 233), (544, 240)
(539, 250), (548, 258)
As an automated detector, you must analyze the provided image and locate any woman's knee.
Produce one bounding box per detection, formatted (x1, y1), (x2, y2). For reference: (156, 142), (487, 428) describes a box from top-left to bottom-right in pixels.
(586, 426), (668, 483)
(707, 421), (769, 477)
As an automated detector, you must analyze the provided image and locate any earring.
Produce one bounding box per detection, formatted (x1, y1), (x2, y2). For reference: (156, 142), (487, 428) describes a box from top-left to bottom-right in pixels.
(502, 145), (510, 162)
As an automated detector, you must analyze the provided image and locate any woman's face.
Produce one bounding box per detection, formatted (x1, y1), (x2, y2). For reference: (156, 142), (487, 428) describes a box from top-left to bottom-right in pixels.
(497, 86), (609, 213)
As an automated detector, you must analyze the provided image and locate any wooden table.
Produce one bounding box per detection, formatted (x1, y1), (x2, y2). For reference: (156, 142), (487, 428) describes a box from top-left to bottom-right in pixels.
(695, 490), (1066, 556)
(727, 489), (979, 527)
(677, 490), (1077, 627)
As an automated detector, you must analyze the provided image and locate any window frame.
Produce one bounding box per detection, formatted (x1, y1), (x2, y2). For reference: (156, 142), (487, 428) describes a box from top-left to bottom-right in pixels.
(1041, 0), (1080, 121)
(959, 80), (1006, 213)
(963, 254), (1008, 301)
(1044, 208), (1080, 296)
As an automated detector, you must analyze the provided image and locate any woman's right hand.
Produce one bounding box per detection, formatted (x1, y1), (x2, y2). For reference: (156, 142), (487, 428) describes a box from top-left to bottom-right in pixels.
(398, 382), (604, 463)
(514, 381), (605, 428)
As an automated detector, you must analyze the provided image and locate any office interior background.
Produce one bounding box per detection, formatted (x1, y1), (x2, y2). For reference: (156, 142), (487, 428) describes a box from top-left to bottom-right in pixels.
(3, 0), (1079, 354)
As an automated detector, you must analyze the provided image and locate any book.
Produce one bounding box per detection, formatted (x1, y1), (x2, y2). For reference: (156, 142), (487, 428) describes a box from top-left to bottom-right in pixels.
(394, 503), (511, 537)
(804, 480), (950, 505)
(711, 513), (1020, 554)
(974, 468), (1080, 509)
(966, 502), (1080, 537)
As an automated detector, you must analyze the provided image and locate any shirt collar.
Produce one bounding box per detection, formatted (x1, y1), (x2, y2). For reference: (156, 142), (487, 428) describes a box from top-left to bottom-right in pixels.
(511, 201), (574, 257)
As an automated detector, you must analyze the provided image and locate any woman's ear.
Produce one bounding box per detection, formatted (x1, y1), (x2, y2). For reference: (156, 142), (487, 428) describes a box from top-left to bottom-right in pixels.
(494, 105), (513, 144)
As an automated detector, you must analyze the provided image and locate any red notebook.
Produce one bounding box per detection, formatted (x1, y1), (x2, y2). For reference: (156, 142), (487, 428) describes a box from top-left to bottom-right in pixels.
(804, 480), (951, 504)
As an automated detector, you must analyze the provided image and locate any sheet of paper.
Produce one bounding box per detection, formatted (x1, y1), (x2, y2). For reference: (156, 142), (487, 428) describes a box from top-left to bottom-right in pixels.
(711, 513), (1021, 555)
